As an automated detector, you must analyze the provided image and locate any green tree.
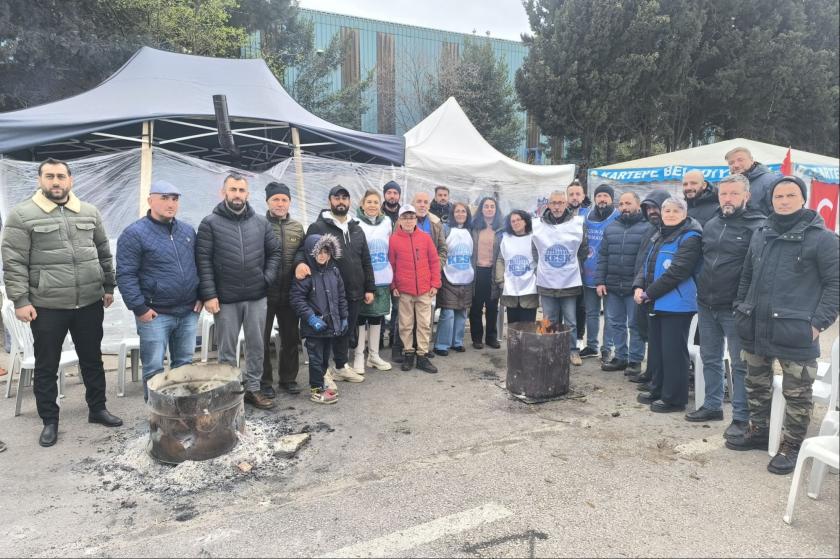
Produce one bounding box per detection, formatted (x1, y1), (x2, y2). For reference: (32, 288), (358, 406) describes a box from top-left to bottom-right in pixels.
(422, 38), (522, 156)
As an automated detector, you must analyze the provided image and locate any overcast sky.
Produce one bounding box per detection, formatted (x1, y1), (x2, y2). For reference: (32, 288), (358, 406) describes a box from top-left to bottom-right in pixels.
(297, 0), (532, 42)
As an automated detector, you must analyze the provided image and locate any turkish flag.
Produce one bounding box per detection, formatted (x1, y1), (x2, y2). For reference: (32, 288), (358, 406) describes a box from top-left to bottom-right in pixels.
(809, 179), (839, 232)
(781, 148), (793, 175)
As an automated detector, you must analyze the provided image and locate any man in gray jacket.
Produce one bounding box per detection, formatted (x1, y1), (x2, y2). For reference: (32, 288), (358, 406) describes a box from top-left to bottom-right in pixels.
(196, 173), (282, 410)
(725, 147), (782, 216)
(2, 158), (121, 447)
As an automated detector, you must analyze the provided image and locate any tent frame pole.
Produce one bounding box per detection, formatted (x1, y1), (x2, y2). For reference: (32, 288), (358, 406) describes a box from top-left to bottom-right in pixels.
(139, 121), (154, 217)
(291, 126), (307, 228)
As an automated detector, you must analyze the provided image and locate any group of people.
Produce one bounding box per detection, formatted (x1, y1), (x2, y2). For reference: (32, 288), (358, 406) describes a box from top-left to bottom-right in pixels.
(0, 148), (837, 480)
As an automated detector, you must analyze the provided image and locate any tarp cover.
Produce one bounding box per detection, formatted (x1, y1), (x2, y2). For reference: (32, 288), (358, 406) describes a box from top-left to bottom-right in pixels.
(404, 97), (575, 188)
(0, 47), (404, 165)
(590, 138), (839, 184)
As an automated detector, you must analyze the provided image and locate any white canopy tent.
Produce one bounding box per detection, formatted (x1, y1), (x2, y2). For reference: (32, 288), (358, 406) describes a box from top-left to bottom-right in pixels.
(404, 97), (575, 213)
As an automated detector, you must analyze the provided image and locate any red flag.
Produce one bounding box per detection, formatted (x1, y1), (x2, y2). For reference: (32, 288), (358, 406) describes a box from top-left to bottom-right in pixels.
(781, 147), (793, 175)
(809, 179), (839, 232)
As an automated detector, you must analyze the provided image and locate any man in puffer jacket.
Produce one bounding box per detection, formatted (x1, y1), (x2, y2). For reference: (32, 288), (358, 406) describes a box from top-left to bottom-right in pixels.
(727, 176), (839, 475)
(117, 180), (202, 400)
(389, 204), (442, 374)
(595, 191), (649, 375)
(1, 158), (121, 447)
(682, 170), (720, 226)
(196, 173), (282, 410)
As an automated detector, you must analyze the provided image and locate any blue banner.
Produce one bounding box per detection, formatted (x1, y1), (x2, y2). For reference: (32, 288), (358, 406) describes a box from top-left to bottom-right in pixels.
(590, 163), (839, 184)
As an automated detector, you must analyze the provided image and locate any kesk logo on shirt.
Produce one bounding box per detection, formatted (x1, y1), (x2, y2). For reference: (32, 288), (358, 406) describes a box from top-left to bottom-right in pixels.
(544, 244), (572, 268)
(508, 254), (531, 277)
(368, 239), (389, 272)
(448, 243), (472, 271)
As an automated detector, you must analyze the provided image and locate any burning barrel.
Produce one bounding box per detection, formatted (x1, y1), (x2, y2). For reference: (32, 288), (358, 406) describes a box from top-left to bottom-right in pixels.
(506, 321), (572, 403)
(146, 363), (245, 464)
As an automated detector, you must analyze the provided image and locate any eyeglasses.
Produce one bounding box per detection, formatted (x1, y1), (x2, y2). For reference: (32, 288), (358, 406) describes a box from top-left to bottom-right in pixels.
(399, 215), (417, 220)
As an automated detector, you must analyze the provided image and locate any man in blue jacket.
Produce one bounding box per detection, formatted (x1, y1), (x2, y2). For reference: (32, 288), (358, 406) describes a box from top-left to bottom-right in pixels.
(116, 180), (202, 400)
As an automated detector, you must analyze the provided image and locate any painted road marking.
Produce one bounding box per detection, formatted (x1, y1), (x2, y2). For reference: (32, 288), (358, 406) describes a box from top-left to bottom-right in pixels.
(326, 502), (514, 558)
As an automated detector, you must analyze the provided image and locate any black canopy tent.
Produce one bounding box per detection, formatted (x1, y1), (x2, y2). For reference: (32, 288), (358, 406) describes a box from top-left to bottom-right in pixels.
(0, 47), (405, 168)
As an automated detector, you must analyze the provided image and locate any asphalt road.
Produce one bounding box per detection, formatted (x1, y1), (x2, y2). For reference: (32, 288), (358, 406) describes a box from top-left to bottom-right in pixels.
(0, 325), (837, 558)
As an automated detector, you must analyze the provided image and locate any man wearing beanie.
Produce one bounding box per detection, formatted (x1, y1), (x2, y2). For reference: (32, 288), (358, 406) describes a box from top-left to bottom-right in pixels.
(580, 183), (620, 362)
(382, 181), (402, 224)
(261, 182), (305, 398)
(728, 175), (839, 476)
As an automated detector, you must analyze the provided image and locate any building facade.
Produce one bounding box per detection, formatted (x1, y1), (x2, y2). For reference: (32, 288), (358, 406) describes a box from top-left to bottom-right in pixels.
(281, 9), (547, 163)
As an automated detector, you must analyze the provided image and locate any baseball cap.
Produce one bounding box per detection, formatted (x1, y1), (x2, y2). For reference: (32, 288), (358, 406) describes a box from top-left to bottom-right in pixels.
(398, 204), (417, 217)
(150, 180), (181, 196)
(328, 185), (350, 197)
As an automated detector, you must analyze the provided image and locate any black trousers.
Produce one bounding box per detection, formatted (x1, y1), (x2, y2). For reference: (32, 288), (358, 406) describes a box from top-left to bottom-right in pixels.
(30, 301), (107, 425)
(305, 337), (332, 389)
(469, 267), (498, 343)
(506, 306), (537, 324)
(390, 294), (401, 349)
(262, 301), (300, 387)
(332, 298), (361, 368)
(575, 293), (586, 340)
(647, 312), (693, 407)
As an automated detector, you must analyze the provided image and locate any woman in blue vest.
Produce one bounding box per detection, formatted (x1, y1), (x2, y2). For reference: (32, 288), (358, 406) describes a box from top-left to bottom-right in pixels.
(633, 197), (703, 413)
(495, 210), (539, 324)
(353, 189), (394, 372)
(434, 202), (474, 355)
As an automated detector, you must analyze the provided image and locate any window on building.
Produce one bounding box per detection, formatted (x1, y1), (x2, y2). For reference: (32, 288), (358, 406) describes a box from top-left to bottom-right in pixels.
(377, 32), (396, 134)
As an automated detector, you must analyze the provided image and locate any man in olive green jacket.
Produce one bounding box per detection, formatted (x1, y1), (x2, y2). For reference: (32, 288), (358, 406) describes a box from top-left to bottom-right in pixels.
(1, 158), (121, 448)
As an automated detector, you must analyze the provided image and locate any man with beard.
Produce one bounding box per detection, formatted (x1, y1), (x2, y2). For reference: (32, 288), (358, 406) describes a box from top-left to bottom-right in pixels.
(628, 188), (671, 384)
(532, 190), (588, 366)
(567, 180), (591, 345)
(580, 184), (620, 362)
(595, 192), (650, 375)
(295, 186), (375, 383)
(197, 173), (282, 410)
(682, 170), (720, 226)
(728, 176), (838, 475)
(687, 174), (765, 437)
(2, 158), (121, 447)
(381, 181), (402, 224)
(430, 186), (452, 223)
(725, 147), (782, 216)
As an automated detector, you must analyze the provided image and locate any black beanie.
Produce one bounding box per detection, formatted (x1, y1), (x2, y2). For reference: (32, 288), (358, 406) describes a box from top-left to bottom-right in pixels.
(770, 175), (808, 203)
(383, 180), (401, 195)
(594, 183), (615, 201)
(265, 182), (291, 200)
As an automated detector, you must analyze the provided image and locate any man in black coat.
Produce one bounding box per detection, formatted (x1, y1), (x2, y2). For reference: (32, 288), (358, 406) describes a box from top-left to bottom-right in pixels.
(295, 185), (375, 383)
(687, 174), (765, 438)
(595, 191), (650, 375)
(727, 176), (839, 475)
(682, 170), (720, 226)
(197, 173), (282, 410)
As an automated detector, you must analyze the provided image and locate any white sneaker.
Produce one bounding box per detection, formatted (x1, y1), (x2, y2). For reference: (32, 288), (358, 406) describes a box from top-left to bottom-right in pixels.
(324, 369), (339, 392)
(366, 353), (392, 371)
(332, 365), (365, 383)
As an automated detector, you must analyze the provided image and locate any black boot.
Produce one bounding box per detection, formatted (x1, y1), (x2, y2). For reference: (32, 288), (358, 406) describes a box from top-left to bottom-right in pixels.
(391, 346), (404, 364)
(39, 423), (58, 447)
(88, 409), (123, 427)
(625, 362), (642, 376)
(725, 423), (769, 451)
(401, 352), (415, 371)
(416, 355), (438, 374)
(601, 358), (627, 372)
(767, 440), (800, 475)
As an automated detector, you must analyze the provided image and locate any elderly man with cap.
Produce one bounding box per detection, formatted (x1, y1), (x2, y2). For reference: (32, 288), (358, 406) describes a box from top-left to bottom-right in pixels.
(295, 185), (375, 384)
(580, 184), (620, 362)
(117, 180), (202, 400)
(728, 175), (839, 475)
(261, 182), (305, 398)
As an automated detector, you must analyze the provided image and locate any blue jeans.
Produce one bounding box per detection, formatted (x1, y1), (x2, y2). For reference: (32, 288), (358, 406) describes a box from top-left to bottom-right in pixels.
(136, 312), (199, 400)
(605, 292), (645, 362)
(540, 295), (579, 353)
(698, 305), (748, 421)
(435, 308), (467, 350)
(583, 287), (609, 352)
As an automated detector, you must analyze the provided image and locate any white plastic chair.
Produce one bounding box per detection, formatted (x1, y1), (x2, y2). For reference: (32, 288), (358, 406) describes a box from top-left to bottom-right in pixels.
(199, 309), (215, 363)
(782, 434), (840, 525)
(105, 289), (140, 397)
(769, 337), (839, 456)
(235, 317), (280, 369)
(1, 300), (79, 416)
